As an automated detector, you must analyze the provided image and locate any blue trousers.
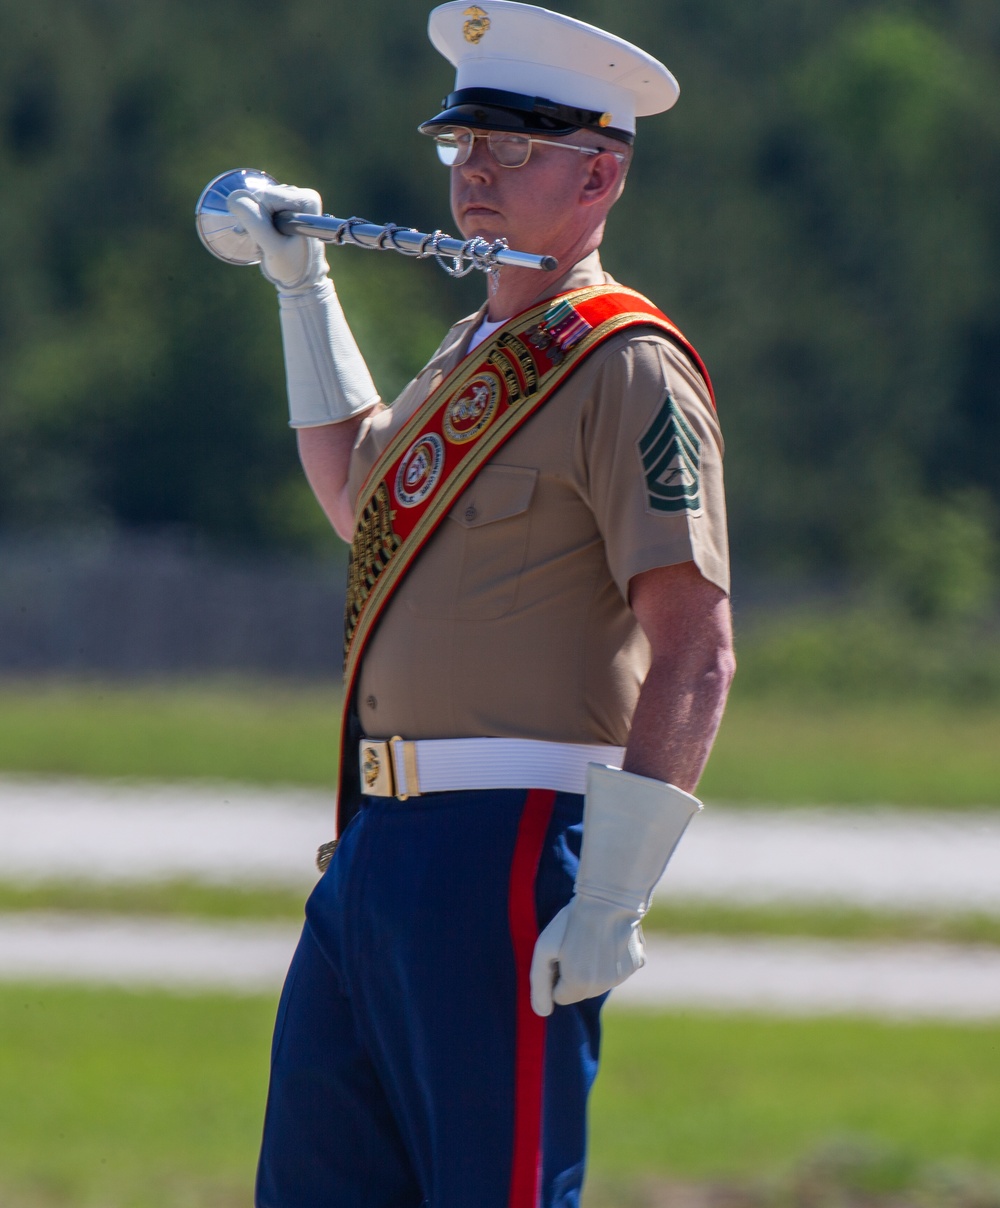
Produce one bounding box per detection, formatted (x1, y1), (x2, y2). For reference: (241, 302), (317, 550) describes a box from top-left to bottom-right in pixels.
(255, 787), (604, 1208)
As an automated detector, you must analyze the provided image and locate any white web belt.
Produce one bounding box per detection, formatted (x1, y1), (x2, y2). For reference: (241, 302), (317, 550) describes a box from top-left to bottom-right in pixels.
(359, 737), (626, 799)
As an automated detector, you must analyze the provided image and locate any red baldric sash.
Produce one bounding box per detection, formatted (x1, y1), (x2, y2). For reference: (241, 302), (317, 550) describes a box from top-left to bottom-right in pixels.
(335, 283), (713, 832)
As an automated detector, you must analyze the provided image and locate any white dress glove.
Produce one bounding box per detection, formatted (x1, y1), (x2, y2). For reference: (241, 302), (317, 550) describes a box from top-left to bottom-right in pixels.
(226, 182), (379, 427)
(530, 763), (702, 1017)
(227, 182), (329, 291)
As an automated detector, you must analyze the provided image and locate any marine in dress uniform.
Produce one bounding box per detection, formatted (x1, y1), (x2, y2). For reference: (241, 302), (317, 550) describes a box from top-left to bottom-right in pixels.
(229, 4), (735, 1206)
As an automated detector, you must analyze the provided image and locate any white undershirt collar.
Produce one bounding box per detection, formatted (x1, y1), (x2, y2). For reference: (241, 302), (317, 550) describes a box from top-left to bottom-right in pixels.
(466, 313), (507, 353)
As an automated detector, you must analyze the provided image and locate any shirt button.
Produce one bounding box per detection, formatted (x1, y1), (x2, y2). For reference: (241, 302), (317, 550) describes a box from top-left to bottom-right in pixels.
(366, 695), (377, 710)
(465, 505), (477, 522)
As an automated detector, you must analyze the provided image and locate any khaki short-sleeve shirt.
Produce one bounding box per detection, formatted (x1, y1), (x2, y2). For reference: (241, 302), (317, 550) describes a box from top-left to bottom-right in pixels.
(347, 251), (729, 745)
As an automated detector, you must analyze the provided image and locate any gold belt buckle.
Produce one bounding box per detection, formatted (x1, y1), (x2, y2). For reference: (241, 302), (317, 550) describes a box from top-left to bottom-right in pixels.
(359, 737), (420, 799)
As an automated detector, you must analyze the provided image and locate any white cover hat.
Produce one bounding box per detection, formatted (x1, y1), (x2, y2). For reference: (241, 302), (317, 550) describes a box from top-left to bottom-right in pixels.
(420, 1), (678, 143)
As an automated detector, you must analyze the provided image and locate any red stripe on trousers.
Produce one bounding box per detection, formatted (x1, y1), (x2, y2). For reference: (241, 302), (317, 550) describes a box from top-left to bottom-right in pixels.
(507, 788), (557, 1208)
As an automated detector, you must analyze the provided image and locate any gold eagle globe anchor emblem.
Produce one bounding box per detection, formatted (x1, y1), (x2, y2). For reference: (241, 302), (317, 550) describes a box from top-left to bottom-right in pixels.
(463, 6), (491, 43)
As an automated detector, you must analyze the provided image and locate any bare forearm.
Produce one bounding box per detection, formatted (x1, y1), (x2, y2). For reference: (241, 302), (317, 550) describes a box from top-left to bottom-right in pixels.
(623, 646), (734, 791)
(624, 561), (736, 792)
(296, 412), (378, 542)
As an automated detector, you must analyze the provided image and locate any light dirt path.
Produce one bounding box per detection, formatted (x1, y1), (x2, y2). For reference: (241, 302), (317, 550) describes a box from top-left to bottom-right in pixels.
(615, 935), (1000, 1020)
(0, 912), (298, 992)
(3, 777), (1000, 1016)
(3, 776), (999, 912)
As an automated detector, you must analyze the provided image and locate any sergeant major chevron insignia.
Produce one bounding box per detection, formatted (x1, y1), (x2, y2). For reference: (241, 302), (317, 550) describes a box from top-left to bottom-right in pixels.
(637, 389), (702, 515)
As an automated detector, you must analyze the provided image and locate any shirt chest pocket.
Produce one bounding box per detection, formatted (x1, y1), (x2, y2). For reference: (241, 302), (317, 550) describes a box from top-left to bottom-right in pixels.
(404, 464), (538, 621)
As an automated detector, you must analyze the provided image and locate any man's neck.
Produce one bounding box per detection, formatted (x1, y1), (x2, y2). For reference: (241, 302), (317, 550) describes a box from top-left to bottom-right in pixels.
(485, 231), (602, 322)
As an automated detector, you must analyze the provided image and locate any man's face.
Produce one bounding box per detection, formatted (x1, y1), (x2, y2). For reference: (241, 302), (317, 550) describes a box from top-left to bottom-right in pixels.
(448, 129), (604, 260)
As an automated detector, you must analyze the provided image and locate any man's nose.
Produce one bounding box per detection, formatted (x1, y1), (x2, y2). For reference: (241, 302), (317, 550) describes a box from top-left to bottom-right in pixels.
(460, 134), (495, 176)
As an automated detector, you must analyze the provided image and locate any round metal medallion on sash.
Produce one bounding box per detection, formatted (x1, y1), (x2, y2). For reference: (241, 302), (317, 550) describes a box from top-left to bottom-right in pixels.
(443, 371), (500, 444)
(395, 432), (445, 508)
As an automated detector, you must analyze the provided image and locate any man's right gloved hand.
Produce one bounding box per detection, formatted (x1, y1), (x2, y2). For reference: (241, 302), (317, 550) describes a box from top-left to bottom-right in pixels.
(226, 181), (379, 427)
(227, 182), (330, 292)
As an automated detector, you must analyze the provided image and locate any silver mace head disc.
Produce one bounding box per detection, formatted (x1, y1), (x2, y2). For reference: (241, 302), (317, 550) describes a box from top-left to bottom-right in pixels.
(195, 168), (277, 266)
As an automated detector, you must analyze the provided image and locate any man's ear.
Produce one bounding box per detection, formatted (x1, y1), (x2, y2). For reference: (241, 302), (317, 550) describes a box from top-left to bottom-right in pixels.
(579, 151), (628, 209)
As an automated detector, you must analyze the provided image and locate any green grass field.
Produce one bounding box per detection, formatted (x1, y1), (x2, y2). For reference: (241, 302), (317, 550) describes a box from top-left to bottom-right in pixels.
(3, 677), (999, 1206)
(0, 986), (998, 1208)
(0, 679), (343, 787)
(699, 698), (1000, 806)
(2, 678), (1000, 805)
(0, 986), (270, 1208)
(590, 1010), (1000, 1181)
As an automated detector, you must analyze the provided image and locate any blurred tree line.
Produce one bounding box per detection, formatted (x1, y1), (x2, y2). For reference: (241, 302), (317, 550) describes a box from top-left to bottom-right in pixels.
(1, 0), (998, 621)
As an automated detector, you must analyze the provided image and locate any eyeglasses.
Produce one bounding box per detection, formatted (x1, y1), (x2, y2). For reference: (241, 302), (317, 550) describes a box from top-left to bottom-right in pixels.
(431, 126), (626, 169)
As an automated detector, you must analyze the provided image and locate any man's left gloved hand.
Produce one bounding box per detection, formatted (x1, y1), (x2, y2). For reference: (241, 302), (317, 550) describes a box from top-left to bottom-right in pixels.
(225, 180), (379, 427)
(529, 763), (702, 1016)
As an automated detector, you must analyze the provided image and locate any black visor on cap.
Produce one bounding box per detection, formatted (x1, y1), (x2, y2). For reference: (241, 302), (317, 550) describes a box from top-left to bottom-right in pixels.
(417, 87), (634, 145)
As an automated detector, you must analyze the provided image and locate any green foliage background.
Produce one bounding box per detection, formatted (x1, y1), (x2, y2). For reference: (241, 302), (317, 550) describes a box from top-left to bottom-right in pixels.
(1, 0), (999, 603)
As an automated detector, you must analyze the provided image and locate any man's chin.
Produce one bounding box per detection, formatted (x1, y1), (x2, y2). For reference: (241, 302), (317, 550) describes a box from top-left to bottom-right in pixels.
(458, 212), (507, 242)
